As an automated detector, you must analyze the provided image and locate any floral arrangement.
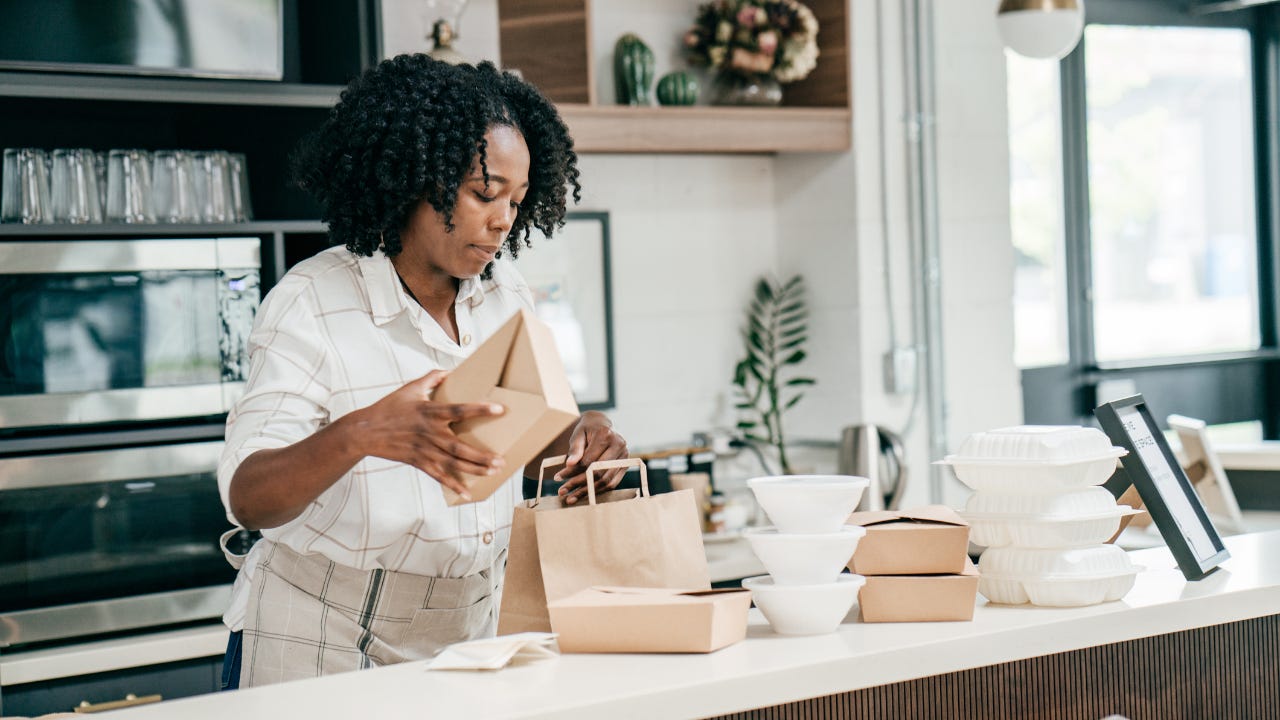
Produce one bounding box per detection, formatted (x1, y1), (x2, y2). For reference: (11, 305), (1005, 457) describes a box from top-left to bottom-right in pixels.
(683, 0), (819, 84)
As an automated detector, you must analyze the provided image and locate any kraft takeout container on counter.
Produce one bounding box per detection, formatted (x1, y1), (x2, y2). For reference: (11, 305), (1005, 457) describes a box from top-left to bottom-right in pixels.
(432, 308), (579, 505)
(858, 557), (980, 622)
(547, 586), (751, 653)
(847, 505), (971, 575)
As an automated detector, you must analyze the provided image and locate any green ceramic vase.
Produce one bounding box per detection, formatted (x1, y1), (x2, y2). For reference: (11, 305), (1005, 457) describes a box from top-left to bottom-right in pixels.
(614, 34), (655, 106)
(656, 71), (699, 106)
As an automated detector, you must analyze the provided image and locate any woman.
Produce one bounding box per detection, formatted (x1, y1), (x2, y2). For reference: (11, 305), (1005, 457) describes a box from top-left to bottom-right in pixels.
(217, 55), (628, 689)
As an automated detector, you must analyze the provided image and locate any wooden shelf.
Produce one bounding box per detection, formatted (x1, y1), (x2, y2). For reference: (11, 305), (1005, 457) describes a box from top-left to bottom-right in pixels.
(559, 104), (851, 153)
(498, 0), (852, 154)
(0, 71), (341, 108)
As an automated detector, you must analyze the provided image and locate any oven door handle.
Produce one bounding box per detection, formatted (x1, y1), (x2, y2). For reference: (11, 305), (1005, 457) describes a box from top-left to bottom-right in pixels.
(0, 441), (223, 491)
(75, 693), (164, 714)
(0, 237), (259, 273)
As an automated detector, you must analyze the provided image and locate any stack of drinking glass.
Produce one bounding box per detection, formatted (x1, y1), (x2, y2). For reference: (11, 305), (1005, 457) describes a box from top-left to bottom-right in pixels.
(943, 426), (1144, 607)
(1, 147), (252, 225)
(738, 475), (869, 635)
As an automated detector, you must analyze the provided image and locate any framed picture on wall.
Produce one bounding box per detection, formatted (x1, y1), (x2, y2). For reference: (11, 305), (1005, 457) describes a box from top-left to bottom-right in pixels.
(512, 211), (615, 410)
(1095, 395), (1230, 580)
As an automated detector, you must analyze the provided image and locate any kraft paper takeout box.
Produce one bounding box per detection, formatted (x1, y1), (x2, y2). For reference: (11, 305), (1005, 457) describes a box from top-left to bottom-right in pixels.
(432, 308), (579, 505)
(847, 505), (971, 575)
(859, 557), (980, 623)
(547, 586), (752, 653)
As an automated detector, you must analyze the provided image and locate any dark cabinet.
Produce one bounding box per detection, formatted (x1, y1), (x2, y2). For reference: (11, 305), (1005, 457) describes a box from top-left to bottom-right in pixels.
(0, 656), (223, 717)
(0, 0), (382, 299)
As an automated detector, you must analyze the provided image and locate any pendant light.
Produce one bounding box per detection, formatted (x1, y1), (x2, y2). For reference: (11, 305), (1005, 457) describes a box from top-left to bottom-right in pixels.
(996, 0), (1085, 60)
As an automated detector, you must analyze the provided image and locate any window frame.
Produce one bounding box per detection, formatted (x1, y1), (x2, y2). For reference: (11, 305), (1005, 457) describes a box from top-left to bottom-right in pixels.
(1020, 0), (1280, 436)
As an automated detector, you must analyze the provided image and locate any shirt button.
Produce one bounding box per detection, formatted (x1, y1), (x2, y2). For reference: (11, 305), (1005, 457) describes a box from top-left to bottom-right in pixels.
(462, 333), (472, 346)
(482, 531), (493, 545)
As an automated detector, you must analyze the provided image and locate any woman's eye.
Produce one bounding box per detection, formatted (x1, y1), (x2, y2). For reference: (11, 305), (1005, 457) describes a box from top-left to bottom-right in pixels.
(473, 191), (495, 203)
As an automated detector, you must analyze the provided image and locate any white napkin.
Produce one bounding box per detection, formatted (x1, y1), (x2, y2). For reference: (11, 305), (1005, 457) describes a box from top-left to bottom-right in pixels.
(427, 632), (559, 671)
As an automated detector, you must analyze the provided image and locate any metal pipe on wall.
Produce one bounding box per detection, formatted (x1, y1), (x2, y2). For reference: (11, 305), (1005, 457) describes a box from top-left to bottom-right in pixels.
(901, 0), (949, 502)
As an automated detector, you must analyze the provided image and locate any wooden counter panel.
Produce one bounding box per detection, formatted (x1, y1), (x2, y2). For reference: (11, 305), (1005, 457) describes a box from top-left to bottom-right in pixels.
(713, 614), (1280, 719)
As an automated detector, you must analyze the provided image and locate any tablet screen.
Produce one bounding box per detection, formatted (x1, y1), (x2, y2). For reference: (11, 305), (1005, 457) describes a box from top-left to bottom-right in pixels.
(1115, 405), (1218, 562)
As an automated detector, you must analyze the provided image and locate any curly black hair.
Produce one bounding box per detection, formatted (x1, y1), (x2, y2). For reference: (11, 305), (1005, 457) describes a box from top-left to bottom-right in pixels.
(292, 55), (581, 267)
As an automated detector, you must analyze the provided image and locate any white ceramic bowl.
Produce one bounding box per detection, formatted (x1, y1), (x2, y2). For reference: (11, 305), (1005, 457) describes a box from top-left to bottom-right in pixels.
(742, 574), (865, 636)
(744, 526), (867, 585)
(747, 475), (870, 534)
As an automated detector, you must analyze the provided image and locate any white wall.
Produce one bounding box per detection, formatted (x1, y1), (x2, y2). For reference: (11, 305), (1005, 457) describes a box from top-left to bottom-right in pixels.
(931, 0), (1023, 506)
(772, 0), (1022, 509)
(375, 0), (1024, 502)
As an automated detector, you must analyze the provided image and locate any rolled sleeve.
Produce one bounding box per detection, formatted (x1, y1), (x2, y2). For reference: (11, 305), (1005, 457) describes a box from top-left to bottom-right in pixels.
(218, 278), (332, 527)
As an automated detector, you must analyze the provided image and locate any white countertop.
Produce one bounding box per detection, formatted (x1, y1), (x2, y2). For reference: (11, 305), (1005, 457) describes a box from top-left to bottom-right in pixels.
(1217, 441), (1280, 471)
(0, 536), (763, 688)
(100, 530), (1280, 720)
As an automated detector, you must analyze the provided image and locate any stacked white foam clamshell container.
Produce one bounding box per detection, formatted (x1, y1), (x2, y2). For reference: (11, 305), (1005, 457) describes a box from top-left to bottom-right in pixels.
(738, 475), (870, 635)
(941, 426), (1144, 607)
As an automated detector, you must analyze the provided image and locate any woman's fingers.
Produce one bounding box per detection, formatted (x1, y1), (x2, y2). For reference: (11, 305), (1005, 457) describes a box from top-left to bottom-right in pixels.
(424, 444), (502, 478)
(430, 470), (473, 502)
(426, 400), (505, 423)
(409, 400), (507, 492)
(406, 369), (450, 399)
(562, 445), (631, 505)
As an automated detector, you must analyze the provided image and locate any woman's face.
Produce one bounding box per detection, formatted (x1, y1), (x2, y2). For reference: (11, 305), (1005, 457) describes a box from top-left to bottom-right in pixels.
(400, 124), (531, 279)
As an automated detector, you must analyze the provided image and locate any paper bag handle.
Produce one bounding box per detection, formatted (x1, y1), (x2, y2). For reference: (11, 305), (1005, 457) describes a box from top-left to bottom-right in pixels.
(534, 455), (568, 502)
(584, 457), (648, 505)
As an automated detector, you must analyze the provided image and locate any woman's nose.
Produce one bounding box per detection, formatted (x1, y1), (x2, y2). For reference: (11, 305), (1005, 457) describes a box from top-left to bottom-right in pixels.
(490, 203), (516, 233)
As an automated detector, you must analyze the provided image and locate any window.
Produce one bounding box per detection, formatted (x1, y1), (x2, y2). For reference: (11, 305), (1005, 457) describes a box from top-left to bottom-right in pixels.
(1084, 25), (1260, 362)
(1011, 1), (1278, 435)
(1008, 53), (1069, 368)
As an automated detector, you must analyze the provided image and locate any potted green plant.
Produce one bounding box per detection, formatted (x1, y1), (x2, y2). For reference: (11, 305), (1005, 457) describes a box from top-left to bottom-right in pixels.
(732, 275), (814, 475)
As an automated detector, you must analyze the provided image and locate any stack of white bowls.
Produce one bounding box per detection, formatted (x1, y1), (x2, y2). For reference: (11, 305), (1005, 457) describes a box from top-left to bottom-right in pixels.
(739, 475), (869, 635)
(941, 426), (1143, 607)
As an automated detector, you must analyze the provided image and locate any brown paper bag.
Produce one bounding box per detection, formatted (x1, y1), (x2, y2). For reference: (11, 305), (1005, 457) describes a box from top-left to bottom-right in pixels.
(498, 456), (635, 635)
(497, 457), (711, 635)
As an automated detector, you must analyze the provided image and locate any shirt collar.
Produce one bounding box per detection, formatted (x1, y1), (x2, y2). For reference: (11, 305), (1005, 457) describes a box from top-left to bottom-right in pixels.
(358, 252), (487, 327)
(359, 252), (406, 327)
(456, 275), (485, 308)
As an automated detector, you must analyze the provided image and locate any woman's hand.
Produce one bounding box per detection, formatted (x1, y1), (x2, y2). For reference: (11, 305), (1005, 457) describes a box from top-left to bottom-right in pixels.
(554, 411), (630, 505)
(352, 370), (506, 501)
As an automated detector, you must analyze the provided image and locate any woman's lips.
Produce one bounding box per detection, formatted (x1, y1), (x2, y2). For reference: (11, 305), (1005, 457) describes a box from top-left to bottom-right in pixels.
(470, 244), (499, 261)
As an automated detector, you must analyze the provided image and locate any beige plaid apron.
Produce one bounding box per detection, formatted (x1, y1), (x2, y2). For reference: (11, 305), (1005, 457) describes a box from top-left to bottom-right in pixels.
(240, 540), (499, 688)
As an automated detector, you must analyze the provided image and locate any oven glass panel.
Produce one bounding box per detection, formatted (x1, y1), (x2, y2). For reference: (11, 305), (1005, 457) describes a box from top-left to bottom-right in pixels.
(0, 469), (234, 612)
(0, 269), (257, 396)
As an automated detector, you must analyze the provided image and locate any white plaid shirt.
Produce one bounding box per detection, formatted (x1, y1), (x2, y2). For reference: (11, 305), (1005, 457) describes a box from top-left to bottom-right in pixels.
(219, 245), (532, 629)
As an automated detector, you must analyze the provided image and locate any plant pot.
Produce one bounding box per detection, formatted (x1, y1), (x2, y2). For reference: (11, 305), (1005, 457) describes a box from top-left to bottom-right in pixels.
(711, 72), (782, 107)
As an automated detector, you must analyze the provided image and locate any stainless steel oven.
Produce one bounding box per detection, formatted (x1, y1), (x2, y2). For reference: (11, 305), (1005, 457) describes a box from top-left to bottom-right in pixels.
(0, 441), (236, 648)
(0, 238), (259, 432)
